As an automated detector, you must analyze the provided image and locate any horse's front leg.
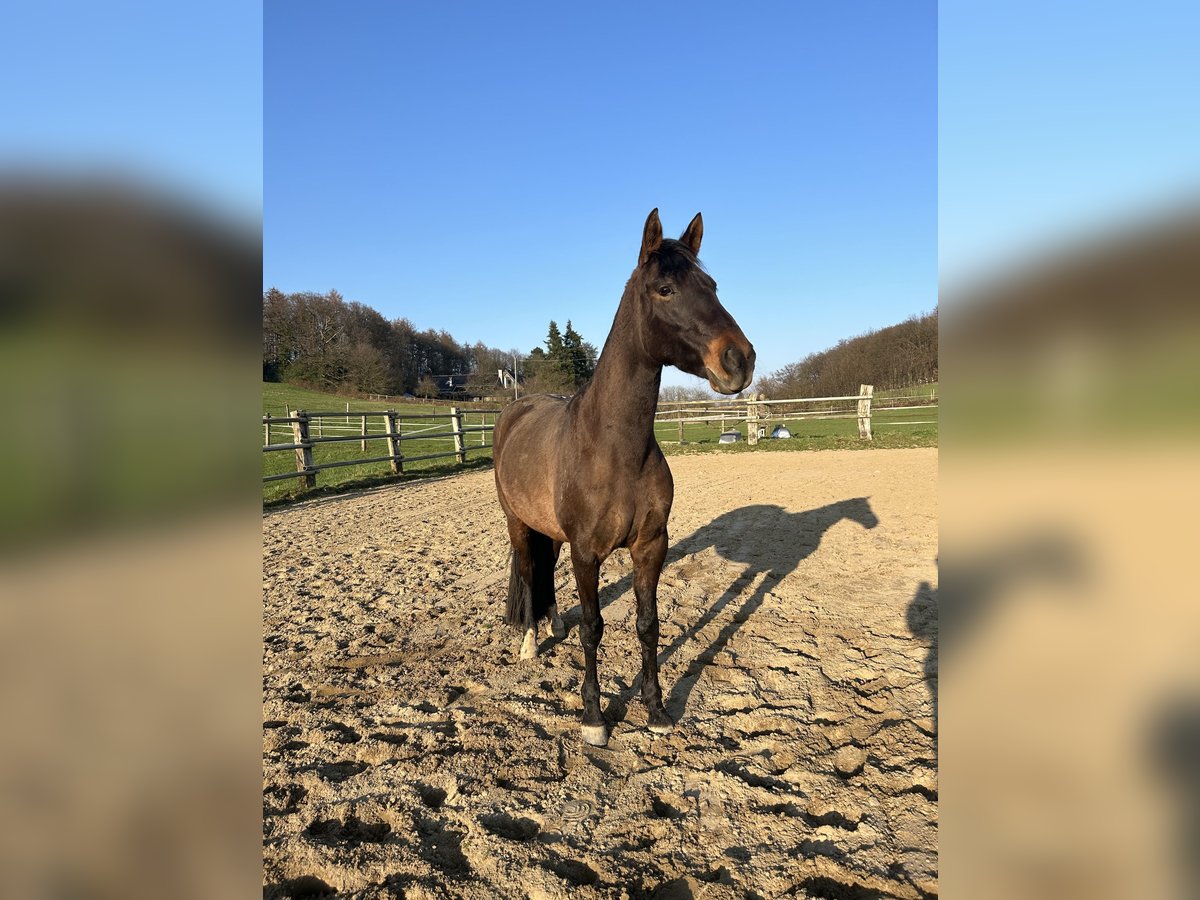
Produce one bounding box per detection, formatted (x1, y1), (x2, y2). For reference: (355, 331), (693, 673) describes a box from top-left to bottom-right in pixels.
(570, 546), (607, 746)
(632, 529), (672, 734)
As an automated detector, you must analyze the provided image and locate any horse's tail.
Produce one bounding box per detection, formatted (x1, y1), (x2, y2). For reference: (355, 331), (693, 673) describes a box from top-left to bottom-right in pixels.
(503, 550), (530, 629)
(503, 531), (556, 630)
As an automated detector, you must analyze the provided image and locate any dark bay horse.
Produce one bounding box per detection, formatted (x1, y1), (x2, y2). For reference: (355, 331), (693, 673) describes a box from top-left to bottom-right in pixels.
(493, 209), (755, 746)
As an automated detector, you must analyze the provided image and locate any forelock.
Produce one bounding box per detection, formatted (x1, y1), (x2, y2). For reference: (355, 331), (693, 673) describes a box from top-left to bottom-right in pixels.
(640, 239), (710, 282)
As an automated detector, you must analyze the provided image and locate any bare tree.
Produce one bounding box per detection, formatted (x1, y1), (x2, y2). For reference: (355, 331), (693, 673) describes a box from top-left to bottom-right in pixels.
(754, 308), (938, 397)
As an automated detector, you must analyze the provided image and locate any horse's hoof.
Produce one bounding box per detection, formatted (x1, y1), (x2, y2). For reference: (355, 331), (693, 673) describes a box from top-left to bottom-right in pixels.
(519, 629), (539, 660)
(549, 617), (567, 638)
(647, 711), (674, 735)
(580, 724), (609, 747)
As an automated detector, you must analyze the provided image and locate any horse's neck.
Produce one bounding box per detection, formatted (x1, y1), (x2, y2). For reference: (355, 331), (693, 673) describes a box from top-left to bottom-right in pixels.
(574, 291), (662, 454)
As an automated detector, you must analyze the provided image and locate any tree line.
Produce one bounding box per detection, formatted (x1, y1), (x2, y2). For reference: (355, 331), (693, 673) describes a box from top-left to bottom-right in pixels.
(755, 308), (938, 398)
(262, 288), (516, 397)
(264, 286), (935, 402)
(262, 288), (603, 399)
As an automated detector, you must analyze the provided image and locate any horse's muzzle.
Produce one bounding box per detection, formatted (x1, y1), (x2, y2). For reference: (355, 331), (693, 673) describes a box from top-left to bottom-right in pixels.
(705, 339), (756, 394)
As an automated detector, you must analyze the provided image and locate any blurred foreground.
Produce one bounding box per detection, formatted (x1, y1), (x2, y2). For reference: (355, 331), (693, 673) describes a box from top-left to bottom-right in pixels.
(942, 208), (1200, 899)
(0, 177), (262, 898)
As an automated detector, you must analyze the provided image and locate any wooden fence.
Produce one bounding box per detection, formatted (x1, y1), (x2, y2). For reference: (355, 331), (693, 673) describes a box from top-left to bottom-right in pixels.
(263, 407), (499, 488)
(655, 385), (939, 445)
(263, 386), (938, 491)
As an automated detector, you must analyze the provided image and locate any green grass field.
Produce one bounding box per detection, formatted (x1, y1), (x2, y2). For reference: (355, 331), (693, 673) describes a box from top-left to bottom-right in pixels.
(653, 407), (937, 453)
(263, 382), (465, 418)
(653, 382), (938, 450)
(263, 381), (938, 503)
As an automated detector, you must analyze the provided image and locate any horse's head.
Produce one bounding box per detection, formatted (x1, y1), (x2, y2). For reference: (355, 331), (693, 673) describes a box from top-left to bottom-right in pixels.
(844, 497), (880, 531)
(632, 209), (755, 394)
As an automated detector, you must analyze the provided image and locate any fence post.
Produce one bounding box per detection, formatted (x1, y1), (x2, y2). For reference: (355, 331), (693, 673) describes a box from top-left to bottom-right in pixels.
(451, 407), (467, 463)
(291, 410), (316, 488)
(264, 421), (269, 446)
(858, 384), (874, 440)
(747, 398), (760, 445)
(677, 407), (684, 443)
(384, 411), (402, 473)
(360, 415), (368, 453)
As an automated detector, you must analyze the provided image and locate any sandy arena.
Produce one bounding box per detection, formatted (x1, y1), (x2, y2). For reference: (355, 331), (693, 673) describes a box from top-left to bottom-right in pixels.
(263, 449), (938, 899)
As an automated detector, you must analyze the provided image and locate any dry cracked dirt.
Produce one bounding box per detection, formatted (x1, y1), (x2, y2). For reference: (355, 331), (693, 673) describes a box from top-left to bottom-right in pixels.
(263, 449), (938, 899)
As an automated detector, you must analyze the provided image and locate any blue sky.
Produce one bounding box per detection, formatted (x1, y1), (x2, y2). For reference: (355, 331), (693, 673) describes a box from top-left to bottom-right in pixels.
(2, 1), (261, 221)
(265, 1), (937, 387)
(5, 3), (1196, 388)
(940, 1), (1200, 287)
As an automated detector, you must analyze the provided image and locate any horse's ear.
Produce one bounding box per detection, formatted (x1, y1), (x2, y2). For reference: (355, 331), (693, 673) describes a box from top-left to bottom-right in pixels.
(680, 212), (703, 255)
(639, 208), (663, 266)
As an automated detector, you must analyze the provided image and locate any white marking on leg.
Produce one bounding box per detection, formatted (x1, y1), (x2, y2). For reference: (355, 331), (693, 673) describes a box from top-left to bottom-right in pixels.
(520, 628), (538, 660)
(548, 603), (566, 638)
(580, 724), (608, 746)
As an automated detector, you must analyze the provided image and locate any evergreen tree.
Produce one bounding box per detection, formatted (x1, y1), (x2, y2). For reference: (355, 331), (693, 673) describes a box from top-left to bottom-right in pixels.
(543, 321), (573, 388)
(545, 320), (562, 354)
(563, 320), (595, 386)
(524, 322), (571, 393)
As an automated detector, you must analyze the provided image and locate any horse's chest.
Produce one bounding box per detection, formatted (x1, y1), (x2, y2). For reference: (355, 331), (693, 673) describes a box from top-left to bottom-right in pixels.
(561, 476), (667, 554)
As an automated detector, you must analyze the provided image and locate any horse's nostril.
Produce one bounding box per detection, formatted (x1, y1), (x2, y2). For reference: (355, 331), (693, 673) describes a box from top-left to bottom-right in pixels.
(722, 344), (745, 373)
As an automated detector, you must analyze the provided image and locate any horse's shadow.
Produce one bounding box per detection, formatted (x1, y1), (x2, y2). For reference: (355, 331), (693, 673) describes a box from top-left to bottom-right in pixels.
(910, 530), (1088, 753)
(1150, 695), (1200, 899)
(555, 498), (880, 722)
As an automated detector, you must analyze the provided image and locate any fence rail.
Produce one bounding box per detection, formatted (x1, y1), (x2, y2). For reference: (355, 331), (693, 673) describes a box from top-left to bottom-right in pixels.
(264, 386), (938, 494)
(263, 406), (499, 488)
(655, 385), (937, 444)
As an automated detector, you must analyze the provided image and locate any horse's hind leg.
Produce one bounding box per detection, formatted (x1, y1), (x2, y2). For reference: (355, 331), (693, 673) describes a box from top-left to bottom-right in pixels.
(503, 516), (540, 659)
(544, 540), (566, 638)
(546, 606), (566, 638)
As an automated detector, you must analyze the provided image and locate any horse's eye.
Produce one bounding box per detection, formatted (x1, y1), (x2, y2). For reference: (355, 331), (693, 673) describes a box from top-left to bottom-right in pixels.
(657, 285), (674, 297)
